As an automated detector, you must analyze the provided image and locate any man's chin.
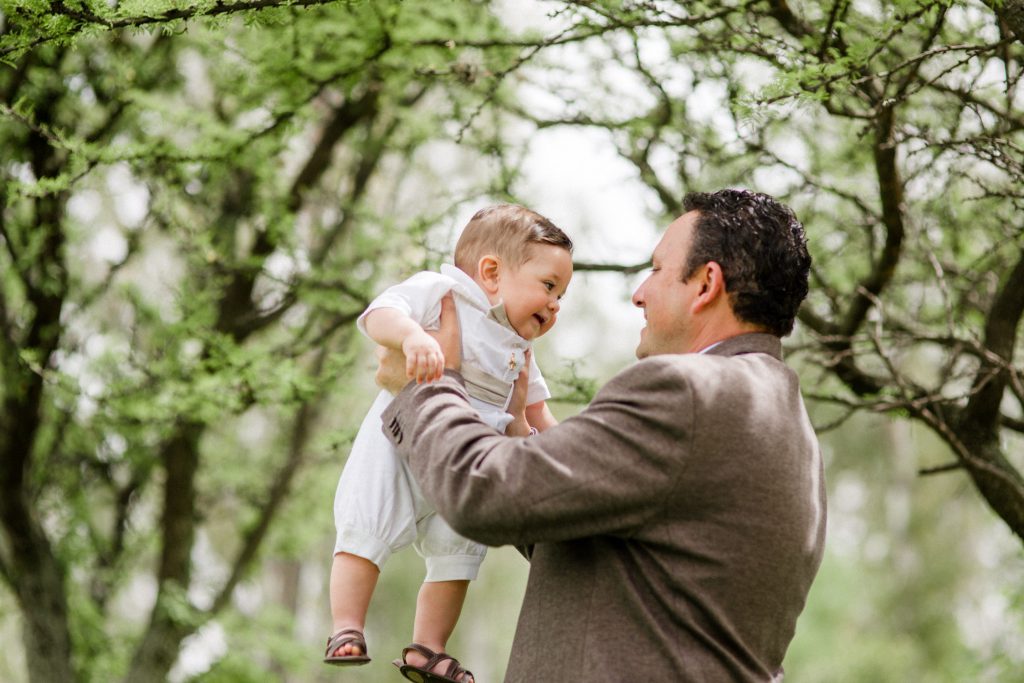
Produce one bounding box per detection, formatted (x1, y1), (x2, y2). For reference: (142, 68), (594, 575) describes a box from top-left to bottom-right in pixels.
(635, 327), (652, 358)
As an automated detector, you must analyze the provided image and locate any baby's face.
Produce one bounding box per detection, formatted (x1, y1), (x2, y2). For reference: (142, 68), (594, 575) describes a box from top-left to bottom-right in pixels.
(499, 244), (573, 340)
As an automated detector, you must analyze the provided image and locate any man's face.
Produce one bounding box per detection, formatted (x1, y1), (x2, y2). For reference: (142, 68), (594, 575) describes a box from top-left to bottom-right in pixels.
(631, 212), (703, 358)
(499, 244), (573, 340)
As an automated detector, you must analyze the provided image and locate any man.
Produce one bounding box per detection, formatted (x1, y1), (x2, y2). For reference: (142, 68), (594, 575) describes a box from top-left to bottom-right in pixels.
(375, 189), (826, 682)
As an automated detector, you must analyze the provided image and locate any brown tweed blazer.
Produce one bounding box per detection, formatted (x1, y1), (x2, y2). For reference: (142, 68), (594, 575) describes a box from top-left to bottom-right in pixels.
(381, 332), (826, 682)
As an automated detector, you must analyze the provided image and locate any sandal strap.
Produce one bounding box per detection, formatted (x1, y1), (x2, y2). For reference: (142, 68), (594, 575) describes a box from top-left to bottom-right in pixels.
(443, 658), (472, 680)
(400, 643), (473, 682)
(401, 643), (438, 662)
(326, 628), (367, 655)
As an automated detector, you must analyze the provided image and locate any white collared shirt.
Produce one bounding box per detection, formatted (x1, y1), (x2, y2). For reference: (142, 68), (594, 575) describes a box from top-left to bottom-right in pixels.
(357, 265), (550, 427)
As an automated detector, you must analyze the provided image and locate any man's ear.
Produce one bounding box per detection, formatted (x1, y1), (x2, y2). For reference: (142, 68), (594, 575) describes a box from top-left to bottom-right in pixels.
(691, 261), (726, 313)
(477, 255), (501, 295)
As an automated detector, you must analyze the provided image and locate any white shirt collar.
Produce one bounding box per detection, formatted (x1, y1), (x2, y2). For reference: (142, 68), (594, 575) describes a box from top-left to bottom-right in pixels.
(698, 341), (723, 355)
(440, 263), (520, 334)
(439, 263), (492, 309)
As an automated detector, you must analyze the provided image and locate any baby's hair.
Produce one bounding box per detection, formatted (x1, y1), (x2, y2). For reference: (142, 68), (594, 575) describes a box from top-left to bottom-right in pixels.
(454, 204), (573, 274)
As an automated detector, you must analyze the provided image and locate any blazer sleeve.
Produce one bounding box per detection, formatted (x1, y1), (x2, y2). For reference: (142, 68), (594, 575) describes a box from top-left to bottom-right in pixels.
(381, 357), (695, 546)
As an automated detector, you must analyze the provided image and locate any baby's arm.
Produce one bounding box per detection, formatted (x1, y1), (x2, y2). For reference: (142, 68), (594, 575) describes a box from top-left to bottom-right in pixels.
(505, 400), (557, 436)
(504, 351), (559, 435)
(362, 307), (444, 384)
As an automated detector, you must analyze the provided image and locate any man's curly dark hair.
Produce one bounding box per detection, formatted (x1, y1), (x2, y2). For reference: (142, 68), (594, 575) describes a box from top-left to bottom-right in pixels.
(682, 189), (811, 337)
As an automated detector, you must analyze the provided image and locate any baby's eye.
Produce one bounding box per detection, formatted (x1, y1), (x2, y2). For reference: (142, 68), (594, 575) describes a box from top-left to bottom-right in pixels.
(543, 281), (555, 291)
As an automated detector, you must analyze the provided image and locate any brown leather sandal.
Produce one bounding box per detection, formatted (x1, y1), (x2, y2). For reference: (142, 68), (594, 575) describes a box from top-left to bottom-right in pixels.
(392, 643), (474, 683)
(323, 628), (371, 666)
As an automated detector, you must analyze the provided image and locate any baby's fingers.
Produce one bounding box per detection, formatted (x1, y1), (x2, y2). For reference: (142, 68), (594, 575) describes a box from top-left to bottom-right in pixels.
(419, 351), (443, 383)
(412, 354), (426, 384)
(414, 352), (438, 384)
(430, 350), (445, 382)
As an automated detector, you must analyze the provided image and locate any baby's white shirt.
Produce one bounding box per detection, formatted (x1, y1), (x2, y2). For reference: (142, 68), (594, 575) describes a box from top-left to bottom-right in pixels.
(357, 264), (550, 427)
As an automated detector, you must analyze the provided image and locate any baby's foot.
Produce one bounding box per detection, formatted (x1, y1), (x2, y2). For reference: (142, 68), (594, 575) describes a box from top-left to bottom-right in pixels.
(329, 639), (363, 658)
(323, 628), (370, 665)
(397, 643), (474, 682)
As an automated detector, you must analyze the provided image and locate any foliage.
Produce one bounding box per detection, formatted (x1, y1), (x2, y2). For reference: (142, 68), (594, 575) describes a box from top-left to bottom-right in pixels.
(0, 1), (532, 681)
(516, 0), (1024, 546)
(3, 1), (1024, 681)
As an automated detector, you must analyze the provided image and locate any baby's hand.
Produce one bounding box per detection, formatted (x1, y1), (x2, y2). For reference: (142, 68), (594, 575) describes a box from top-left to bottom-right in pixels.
(402, 329), (445, 383)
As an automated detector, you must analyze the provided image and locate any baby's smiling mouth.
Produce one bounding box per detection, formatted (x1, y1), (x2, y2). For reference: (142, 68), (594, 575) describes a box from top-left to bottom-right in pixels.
(533, 313), (547, 326)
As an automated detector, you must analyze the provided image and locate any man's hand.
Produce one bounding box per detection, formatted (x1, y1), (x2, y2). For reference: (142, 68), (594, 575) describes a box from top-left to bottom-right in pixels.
(375, 345), (411, 395)
(374, 293), (462, 394)
(430, 293), (462, 372)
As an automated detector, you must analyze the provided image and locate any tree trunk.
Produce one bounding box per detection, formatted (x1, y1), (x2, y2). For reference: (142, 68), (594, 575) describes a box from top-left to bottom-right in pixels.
(0, 330), (74, 683)
(985, 0), (1024, 43)
(0, 490), (75, 683)
(955, 424), (1024, 543)
(0, 171), (74, 681)
(123, 426), (203, 683)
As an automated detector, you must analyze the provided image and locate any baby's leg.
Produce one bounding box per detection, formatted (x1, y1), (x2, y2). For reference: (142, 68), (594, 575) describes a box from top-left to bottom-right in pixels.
(412, 579), (469, 654)
(327, 552), (379, 658)
(403, 513), (485, 681)
(402, 580), (474, 681)
(328, 392), (419, 659)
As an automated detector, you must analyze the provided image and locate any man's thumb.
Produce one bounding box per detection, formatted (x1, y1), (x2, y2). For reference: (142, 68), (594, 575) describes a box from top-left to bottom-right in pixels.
(437, 292), (462, 366)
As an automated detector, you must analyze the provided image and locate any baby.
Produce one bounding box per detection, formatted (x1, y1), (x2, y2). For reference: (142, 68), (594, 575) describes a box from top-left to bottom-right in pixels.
(325, 205), (573, 683)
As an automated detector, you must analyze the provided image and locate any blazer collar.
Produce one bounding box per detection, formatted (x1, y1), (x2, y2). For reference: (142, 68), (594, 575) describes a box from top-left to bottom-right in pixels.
(703, 332), (783, 360)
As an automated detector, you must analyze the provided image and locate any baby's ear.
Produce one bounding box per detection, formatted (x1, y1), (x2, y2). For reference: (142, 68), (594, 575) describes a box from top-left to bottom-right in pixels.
(477, 254), (501, 293)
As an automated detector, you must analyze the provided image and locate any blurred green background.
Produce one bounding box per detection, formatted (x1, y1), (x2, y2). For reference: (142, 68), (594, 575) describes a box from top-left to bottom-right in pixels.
(2, 1), (1023, 681)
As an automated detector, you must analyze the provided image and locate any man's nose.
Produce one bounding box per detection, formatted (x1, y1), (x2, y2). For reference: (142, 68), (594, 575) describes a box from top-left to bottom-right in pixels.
(632, 284), (645, 308)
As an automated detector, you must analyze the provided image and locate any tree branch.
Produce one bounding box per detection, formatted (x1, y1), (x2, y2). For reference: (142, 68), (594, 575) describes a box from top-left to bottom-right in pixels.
(963, 245), (1024, 431)
(919, 461), (962, 476)
(1, 176), (40, 294)
(125, 424), (203, 681)
(211, 347), (329, 614)
(1003, 414), (1024, 433)
(892, 5), (947, 101)
(288, 83), (382, 212)
(572, 259), (651, 274)
(0, 0), (346, 58)
(840, 107), (904, 337)
(983, 0), (1024, 45)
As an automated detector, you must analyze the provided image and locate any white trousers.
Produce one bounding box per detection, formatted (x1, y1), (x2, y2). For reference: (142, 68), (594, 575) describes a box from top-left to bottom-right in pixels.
(333, 391), (488, 582)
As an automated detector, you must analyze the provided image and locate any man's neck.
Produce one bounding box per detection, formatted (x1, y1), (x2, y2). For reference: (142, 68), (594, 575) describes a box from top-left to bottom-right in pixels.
(688, 321), (767, 354)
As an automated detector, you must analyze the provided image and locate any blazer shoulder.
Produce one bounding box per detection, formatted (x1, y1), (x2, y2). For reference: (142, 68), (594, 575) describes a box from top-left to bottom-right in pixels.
(597, 355), (702, 403)
(603, 353), (766, 401)
(623, 354), (709, 381)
